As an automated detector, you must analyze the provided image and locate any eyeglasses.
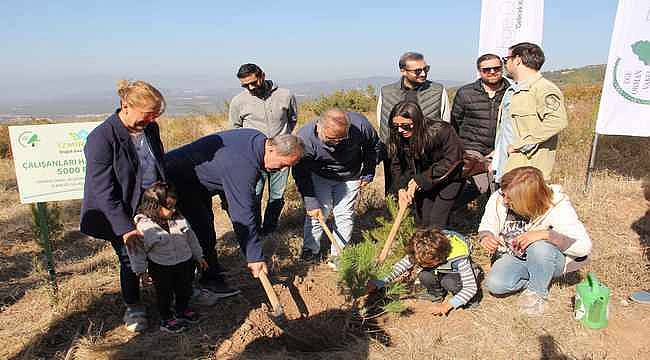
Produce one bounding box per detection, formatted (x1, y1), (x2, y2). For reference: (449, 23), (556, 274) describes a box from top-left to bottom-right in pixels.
(403, 65), (430, 76)
(501, 56), (512, 63)
(392, 123), (414, 131)
(480, 66), (503, 74)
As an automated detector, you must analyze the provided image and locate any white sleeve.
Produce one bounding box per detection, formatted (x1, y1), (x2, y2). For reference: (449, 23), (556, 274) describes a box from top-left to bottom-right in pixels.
(478, 190), (501, 237)
(440, 87), (451, 123)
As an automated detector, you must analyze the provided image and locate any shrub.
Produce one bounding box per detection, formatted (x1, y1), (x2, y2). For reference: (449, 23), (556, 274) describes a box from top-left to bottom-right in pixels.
(338, 196), (415, 316)
(303, 86), (377, 116)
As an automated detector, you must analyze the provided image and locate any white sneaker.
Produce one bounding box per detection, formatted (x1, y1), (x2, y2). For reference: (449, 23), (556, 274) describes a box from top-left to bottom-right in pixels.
(124, 305), (148, 332)
(326, 256), (339, 271)
(190, 288), (220, 307)
(518, 289), (546, 316)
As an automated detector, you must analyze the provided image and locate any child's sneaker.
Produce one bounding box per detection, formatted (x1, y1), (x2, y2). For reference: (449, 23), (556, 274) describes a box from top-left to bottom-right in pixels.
(416, 289), (445, 303)
(159, 318), (186, 334)
(177, 308), (200, 324)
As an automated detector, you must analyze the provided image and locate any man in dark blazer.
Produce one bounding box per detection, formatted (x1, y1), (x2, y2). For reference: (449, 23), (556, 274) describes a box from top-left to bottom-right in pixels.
(80, 87), (166, 332)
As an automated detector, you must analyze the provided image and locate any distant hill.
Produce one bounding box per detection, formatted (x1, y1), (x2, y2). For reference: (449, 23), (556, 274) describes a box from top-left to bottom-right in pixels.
(1, 64), (607, 122)
(542, 64), (605, 87)
(0, 76), (462, 122)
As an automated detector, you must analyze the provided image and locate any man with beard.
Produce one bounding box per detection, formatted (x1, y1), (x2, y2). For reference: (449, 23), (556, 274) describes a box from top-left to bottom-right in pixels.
(229, 63), (298, 235)
(491, 42), (567, 184)
(377, 51), (451, 194)
(451, 54), (509, 207)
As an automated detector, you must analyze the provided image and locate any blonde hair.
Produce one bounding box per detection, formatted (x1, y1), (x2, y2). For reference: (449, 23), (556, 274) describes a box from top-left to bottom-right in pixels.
(500, 166), (553, 220)
(116, 80), (166, 116)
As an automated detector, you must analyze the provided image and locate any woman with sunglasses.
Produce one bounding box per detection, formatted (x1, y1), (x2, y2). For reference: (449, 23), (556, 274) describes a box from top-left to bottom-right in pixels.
(386, 101), (464, 228)
(478, 166), (592, 316)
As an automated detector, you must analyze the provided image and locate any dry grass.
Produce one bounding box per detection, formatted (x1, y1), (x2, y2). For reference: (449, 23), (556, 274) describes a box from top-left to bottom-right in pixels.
(0, 86), (649, 359)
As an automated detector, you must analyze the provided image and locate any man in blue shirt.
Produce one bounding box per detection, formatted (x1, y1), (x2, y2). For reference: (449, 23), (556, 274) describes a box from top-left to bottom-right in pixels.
(165, 129), (304, 296)
(293, 109), (380, 265)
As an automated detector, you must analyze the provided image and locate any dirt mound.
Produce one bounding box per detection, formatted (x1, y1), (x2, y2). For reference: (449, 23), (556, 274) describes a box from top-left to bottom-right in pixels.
(217, 264), (387, 357)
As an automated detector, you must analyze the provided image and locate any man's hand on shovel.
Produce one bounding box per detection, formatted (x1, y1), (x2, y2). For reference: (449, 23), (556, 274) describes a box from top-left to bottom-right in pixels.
(306, 208), (324, 222)
(248, 261), (268, 278)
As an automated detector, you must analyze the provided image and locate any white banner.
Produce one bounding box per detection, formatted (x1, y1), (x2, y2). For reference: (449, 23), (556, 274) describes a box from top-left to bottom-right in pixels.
(595, 0), (650, 137)
(478, 0), (544, 57)
(9, 122), (100, 203)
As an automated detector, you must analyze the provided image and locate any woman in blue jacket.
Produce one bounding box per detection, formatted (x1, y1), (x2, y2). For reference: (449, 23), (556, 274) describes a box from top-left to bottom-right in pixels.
(80, 80), (166, 332)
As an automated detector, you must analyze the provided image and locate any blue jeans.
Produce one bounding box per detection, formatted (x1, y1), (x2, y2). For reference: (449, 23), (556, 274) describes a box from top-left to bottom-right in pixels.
(255, 169), (289, 232)
(303, 174), (360, 256)
(485, 240), (565, 298)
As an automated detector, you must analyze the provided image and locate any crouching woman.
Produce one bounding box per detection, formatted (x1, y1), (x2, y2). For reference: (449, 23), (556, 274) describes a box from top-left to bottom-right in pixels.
(478, 166), (592, 316)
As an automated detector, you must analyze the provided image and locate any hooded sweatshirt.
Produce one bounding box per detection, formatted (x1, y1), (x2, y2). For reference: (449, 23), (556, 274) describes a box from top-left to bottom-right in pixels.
(478, 184), (592, 273)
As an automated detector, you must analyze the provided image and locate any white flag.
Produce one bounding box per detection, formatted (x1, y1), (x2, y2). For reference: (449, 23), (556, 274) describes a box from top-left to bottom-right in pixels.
(595, 0), (650, 137)
(478, 0), (544, 57)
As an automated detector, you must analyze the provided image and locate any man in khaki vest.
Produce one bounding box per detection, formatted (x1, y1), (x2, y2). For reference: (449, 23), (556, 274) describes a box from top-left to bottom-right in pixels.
(491, 42), (567, 183)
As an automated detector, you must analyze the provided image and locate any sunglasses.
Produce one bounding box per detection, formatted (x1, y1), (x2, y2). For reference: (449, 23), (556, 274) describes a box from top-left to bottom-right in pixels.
(161, 203), (176, 212)
(403, 65), (430, 76)
(392, 123), (414, 131)
(501, 56), (513, 63)
(241, 81), (259, 89)
(480, 66), (502, 74)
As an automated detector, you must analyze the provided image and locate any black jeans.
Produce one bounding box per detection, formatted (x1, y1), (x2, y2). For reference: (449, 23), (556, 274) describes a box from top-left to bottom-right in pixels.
(148, 258), (195, 320)
(413, 180), (463, 228)
(110, 238), (140, 305)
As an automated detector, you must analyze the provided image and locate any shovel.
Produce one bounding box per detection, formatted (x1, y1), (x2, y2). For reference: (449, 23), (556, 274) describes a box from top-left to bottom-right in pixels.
(377, 203), (408, 265)
(317, 216), (343, 256)
(258, 270), (284, 318)
(258, 271), (314, 348)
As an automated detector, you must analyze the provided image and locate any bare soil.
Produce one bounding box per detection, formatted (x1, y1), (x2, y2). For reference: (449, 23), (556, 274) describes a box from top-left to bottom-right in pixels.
(1, 132), (649, 359)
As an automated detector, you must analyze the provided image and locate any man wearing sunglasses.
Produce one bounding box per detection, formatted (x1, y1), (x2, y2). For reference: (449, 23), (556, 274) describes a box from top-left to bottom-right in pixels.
(377, 51), (451, 195)
(491, 42), (567, 185)
(293, 109), (380, 266)
(451, 53), (510, 206)
(229, 63), (298, 236)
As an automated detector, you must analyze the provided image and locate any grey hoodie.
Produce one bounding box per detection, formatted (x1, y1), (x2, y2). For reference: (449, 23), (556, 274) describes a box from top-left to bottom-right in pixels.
(127, 214), (204, 274)
(229, 80), (298, 137)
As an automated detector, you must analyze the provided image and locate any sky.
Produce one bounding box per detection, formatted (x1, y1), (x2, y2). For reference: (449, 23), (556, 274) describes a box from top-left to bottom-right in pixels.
(1, 0), (619, 102)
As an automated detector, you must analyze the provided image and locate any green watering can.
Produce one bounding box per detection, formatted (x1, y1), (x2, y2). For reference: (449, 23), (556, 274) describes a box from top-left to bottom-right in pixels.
(574, 272), (610, 329)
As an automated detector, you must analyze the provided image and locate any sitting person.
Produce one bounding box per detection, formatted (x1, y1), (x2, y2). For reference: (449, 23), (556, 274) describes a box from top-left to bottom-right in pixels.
(478, 166), (592, 316)
(386, 101), (464, 228)
(127, 182), (209, 333)
(368, 228), (480, 315)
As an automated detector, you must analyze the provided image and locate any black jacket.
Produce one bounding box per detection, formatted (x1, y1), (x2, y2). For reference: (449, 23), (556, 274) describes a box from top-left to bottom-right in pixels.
(388, 121), (464, 194)
(451, 79), (509, 155)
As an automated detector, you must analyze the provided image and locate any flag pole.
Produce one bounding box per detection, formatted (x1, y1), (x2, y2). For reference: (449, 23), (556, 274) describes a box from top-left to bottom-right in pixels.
(584, 133), (600, 193)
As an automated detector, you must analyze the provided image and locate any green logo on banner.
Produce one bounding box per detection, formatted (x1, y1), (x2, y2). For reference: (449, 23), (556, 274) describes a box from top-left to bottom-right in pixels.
(18, 131), (40, 148)
(612, 40), (650, 105)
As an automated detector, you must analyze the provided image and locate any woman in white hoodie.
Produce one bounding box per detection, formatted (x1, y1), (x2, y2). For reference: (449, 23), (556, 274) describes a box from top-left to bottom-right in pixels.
(478, 166), (592, 316)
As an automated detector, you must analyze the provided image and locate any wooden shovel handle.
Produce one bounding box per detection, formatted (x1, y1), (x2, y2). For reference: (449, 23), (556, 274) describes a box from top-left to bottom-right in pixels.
(377, 204), (408, 265)
(258, 271), (284, 317)
(317, 216), (343, 255)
